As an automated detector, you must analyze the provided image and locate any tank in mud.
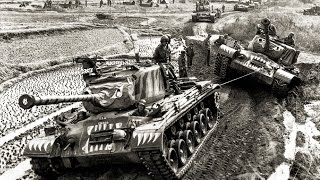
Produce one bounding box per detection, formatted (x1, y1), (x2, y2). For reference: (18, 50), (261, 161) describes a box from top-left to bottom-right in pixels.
(303, 5), (320, 15)
(191, 2), (220, 23)
(212, 18), (301, 97)
(19, 49), (222, 179)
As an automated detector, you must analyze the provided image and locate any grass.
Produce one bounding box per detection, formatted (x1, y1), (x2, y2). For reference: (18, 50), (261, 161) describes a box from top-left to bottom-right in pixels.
(221, 9), (320, 53)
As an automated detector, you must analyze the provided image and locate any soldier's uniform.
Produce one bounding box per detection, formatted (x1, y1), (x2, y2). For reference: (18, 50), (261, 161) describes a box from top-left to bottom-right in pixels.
(131, 99), (149, 117)
(153, 36), (171, 63)
(204, 34), (211, 66)
(178, 51), (188, 78)
(186, 43), (195, 67)
(283, 32), (295, 47)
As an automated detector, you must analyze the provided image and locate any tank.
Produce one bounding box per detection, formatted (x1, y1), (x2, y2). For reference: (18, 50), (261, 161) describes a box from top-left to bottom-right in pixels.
(303, 5), (320, 15)
(212, 18), (301, 97)
(20, 54), (222, 179)
(191, 2), (220, 23)
(234, 3), (249, 12)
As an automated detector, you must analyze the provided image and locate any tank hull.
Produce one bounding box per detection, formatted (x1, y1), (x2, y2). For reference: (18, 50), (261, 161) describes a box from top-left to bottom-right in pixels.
(23, 81), (221, 179)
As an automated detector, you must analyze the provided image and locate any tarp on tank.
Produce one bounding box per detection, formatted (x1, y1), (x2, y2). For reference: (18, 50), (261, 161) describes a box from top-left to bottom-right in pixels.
(83, 65), (166, 113)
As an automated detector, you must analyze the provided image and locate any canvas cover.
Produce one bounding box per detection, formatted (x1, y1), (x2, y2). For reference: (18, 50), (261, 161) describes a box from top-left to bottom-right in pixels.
(83, 65), (166, 113)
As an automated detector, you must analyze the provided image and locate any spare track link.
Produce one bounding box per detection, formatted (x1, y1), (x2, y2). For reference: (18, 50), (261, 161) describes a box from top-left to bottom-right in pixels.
(138, 150), (178, 180)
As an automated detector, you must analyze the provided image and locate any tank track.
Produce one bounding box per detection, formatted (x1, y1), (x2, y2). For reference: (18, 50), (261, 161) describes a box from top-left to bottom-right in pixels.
(138, 114), (221, 179)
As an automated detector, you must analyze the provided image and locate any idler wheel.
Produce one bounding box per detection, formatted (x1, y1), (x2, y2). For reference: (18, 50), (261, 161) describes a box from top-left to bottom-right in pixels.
(167, 148), (178, 173)
(190, 121), (201, 145)
(186, 112), (192, 121)
(174, 139), (188, 166)
(182, 130), (195, 155)
(197, 114), (208, 137)
(204, 108), (215, 129)
(175, 131), (184, 139)
(178, 118), (185, 129)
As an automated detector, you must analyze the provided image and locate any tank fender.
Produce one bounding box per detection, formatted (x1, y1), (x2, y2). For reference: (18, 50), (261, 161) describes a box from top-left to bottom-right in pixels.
(23, 135), (58, 157)
(217, 45), (239, 59)
(274, 69), (298, 84)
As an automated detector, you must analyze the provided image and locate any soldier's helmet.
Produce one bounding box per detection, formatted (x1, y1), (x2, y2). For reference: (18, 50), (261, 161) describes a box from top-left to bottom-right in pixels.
(138, 99), (146, 106)
(289, 32), (294, 37)
(160, 35), (169, 43)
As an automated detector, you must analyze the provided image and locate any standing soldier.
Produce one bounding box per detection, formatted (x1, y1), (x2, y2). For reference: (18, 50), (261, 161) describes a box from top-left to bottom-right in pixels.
(283, 32), (295, 47)
(85, 0), (87, 6)
(186, 42), (195, 68)
(204, 34), (211, 66)
(178, 50), (188, 77)
(153, 35), (170, 63)
(100, 0), (103, 7)
(222, 4), (225, 13)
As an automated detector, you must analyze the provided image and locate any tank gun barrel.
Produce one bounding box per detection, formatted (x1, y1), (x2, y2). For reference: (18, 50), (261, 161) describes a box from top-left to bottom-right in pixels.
(19, 94), (99, 109)
(261, 18), (271, 52)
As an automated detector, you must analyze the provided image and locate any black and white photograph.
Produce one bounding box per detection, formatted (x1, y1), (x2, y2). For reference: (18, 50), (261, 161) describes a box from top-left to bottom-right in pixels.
(0, 0), (320, 179)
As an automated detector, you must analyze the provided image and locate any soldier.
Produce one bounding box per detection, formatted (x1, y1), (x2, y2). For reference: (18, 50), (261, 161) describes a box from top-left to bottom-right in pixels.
(153, 35), (171, 63)
(178, 50), (188, 77)
(222, 4), (225, 13)
(283, 32), (295, 47)
(100, 0), (103, 7)
(132, 99), (149, 117)
(186, 42), (195, 68)
(204, 34), (211, 66)
(214, 34), (226, 47)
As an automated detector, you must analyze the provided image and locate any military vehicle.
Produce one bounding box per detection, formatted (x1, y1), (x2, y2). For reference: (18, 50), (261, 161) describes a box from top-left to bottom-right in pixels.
(234, 3), (249, 12)
(19, 39), (222, 179)
(303, 5), (320, 15)
(191, 2), (220, 22)
(212, 18), (301, 97)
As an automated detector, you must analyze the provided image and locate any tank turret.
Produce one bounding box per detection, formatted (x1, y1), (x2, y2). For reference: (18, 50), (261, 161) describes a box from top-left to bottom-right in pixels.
(248, 18), (300, 66)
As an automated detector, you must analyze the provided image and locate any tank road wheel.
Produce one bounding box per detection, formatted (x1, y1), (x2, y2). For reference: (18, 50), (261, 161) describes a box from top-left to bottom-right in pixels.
(213, 56), (222, 77)
(167, 148), (179, 173)
(190, 121), (201, 145)
(174, 139), (188, 166)
(184, 121), (191, 130)
(272, 79), (290, 98)
(203, 108), (215, 129)
(30, 158), (61, 179)
(168, 140), (176, 148)
(183, 130), (195, 155)
(197, 114), (208, 137)
(175, 130), (184, 139)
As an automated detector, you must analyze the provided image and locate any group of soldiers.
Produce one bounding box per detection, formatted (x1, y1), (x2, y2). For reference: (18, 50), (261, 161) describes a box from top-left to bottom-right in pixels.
(153, 34), (195, 78)
(256, 23), (295, 47)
